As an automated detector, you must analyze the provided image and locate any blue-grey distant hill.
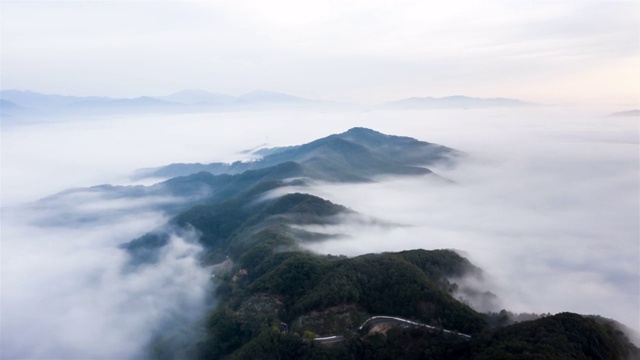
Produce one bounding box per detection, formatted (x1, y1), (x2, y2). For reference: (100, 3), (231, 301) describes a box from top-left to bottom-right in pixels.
(0, 98), (41, 123)
(381, 95), (533, 109)
(0, 89), (183, 117)
(0, 89), (94, 109)
(133, 127), (459, 181)
(1, 98), (24, 110)
(1, 98), (28, 115)
(2, 89), (537, 118)
(609, 109), (639, 117)
(0, 89), (332, 117)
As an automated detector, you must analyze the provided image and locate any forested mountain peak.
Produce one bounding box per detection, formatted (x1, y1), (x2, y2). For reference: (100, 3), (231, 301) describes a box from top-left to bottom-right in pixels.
(133, 127), (457, 181)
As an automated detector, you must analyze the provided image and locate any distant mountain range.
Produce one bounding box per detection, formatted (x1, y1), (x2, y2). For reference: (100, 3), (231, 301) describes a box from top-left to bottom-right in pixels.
(609, 109), (639, 117)
(0, 89), (534, 119)
(0, 98), (27, 113)
(0, 89), (331, 117)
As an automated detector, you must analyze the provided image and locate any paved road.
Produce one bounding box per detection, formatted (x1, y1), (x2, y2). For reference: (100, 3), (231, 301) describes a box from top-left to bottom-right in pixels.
(358, 316), (472, 340)
(312, 315), (472, 343)
(313, 335), (345, 344)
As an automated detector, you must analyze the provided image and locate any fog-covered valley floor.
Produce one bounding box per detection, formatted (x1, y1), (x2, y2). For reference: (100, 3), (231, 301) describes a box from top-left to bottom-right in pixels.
(2, 107), (638, 357)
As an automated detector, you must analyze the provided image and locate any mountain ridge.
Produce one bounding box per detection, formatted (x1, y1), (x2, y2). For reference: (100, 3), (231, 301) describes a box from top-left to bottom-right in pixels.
(609, 109), (640, 117)
(133, 127), (458, 181)
(0, 89), (330, 116)
(0, 89), (535, 118)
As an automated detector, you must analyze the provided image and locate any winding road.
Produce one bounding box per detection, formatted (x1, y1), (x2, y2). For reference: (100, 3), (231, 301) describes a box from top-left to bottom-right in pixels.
(312, 315), (472, 344)
(312, 335), (345, 344)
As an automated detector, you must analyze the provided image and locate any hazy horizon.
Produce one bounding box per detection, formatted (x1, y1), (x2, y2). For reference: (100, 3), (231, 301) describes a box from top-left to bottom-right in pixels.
(1, 1), (638, 106)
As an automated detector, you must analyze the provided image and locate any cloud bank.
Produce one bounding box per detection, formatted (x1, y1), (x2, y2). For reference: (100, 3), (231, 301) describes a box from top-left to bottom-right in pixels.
(1, 195), (212, 359)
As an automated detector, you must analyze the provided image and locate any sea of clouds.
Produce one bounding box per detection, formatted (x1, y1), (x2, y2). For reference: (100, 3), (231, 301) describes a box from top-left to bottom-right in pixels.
(2, 106), (638, 357)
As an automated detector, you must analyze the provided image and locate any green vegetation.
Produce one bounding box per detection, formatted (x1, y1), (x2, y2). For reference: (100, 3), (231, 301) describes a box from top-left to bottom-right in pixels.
(467, 312), (640, 360)
(138, 182), (493, 359)
(160, 247), (488, 358)
(125, 185), (348, 266)
(139, 127), (457, 180)
(123, 128), (639, 359)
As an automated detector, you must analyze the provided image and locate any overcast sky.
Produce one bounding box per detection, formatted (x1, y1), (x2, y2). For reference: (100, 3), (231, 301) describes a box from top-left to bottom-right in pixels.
(1, 0), (638, 105)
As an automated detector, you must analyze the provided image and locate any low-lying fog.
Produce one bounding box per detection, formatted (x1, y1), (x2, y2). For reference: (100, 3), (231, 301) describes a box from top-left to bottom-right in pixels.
(2, 107), (638, 357)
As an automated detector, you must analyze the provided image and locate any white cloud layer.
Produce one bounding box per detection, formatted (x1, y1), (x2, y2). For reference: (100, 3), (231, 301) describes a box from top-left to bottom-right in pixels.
(1, 106), (638, 357)
(301, 154), (639, 329)
(1, 197), (213, 359)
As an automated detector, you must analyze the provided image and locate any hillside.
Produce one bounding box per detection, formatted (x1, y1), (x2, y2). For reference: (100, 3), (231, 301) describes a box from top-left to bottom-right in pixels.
(134, 127), (457, 180)
(184, 249), (488, 359)
(43, 128), (454, 217)
(37, 127), (637, 359)
(610, 110), (640, 117)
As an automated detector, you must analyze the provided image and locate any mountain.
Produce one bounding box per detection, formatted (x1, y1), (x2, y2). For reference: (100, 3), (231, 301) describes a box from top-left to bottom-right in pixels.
(41, 127), (453, 225)
(32, 127), (640, 359)
(1, 89), (536, 117)
(122, 188), (349, 265)
(0, 89), (108, 109)
(134, 127), (458, 180)
(125, 172), (491, 358)
(610, 109), (640, 117)
(1, 98), (25, 110)
(0, 89), (330, 116)
(136, 186), (639, 360)
(47, 127), (453, 235)
(0, 91), (94, 121)
(0, 89), (181, 115)
(128, 176), (637, 359)
(381, 95), (533, 109)
(288, 312), (638, 360)
(0, 98), (30, 118)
